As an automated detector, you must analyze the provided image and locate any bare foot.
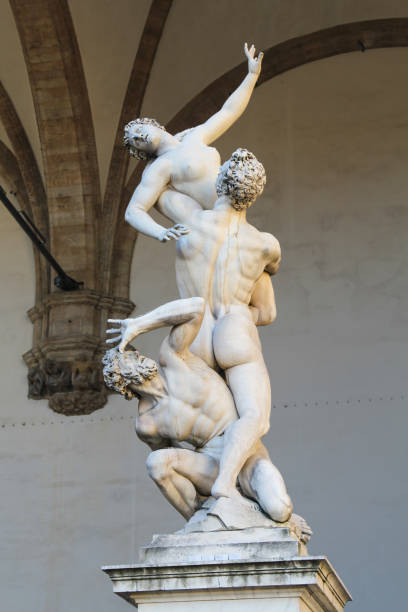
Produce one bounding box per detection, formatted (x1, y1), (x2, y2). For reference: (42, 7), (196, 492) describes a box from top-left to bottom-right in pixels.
(211, 479), (242, 501)
(211, 483), (262, 512)
(289, 514), (313, 544)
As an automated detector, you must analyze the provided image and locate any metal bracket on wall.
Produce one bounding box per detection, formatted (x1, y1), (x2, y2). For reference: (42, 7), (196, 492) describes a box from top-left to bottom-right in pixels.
(0, 185), (83, 291)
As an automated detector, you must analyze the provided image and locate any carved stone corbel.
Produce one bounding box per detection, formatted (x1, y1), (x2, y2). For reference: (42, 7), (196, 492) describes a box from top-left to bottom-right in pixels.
(23, 290), (134, 415)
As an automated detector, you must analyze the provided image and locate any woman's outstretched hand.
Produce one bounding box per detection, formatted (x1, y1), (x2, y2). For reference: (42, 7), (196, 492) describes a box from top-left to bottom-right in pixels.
(244, 42), (263, 76)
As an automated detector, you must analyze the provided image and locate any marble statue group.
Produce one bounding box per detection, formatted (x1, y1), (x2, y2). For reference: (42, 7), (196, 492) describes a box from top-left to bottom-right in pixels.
(102, 44), (307, 535)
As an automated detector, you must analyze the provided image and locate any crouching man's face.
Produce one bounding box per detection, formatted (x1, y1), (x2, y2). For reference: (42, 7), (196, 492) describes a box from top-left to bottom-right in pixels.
(102, 347), (165, 400)
(127, 354), (166, 398)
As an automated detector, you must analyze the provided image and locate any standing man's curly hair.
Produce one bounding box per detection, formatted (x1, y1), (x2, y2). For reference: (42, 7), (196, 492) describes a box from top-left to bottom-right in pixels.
(123, 118), (166, 160)
(216, 148), (266, 210)
(102, 347), (158, 400)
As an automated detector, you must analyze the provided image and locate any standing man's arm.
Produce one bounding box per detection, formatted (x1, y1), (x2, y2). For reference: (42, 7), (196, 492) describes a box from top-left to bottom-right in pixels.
(250, 272), (277, 326)
(250, 234), (281, 325)
(155, 190), (202, 225)
(264, 234), (281, 276)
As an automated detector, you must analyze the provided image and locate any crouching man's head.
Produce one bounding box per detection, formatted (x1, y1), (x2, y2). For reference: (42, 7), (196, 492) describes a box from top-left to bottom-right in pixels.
(216, 148), (266, 210)
(102, 347), (164, 400)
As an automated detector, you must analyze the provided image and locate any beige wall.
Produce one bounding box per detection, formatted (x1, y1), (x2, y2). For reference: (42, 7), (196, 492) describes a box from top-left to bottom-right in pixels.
(1, 47), (407, 612)
(142, 0), (408, 123)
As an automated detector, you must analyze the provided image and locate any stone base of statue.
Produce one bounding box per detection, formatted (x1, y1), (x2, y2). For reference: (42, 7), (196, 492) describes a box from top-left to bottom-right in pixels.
(102, 498), (351, 610)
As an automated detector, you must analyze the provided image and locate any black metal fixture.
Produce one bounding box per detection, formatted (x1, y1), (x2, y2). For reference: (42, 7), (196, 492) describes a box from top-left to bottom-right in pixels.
(0, 185), (83, 291)
(358, 39), (366, 52)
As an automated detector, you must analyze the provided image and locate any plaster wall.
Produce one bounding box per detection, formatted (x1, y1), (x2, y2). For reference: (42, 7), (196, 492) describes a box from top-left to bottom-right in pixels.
(1, 49), (407, 611)
(142, 0), (408, 123)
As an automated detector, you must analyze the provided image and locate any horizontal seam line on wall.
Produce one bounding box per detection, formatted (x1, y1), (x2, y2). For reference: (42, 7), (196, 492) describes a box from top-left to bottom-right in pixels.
(0, 393), (405, 429)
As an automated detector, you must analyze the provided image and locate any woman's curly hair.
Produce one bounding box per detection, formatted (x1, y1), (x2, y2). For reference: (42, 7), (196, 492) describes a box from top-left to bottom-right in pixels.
(102, 347), (158, 400)
(123, 118), (166, 161)
(216, 148), (266, 210)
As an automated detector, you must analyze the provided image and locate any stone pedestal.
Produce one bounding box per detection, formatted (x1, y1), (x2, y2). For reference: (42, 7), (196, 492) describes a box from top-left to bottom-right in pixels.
(102, 527), (351, 611)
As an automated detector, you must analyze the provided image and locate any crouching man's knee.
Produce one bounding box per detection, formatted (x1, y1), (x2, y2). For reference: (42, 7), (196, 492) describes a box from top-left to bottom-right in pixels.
(265, 493), (293, 523)
(250, 416), (269, 439)
(146, 449), (175, 484)
(259, 419), (270, 438)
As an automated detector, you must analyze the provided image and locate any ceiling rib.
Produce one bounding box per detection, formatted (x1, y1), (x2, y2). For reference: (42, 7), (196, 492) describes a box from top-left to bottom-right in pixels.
(101, 0), (173, 297)
(0, 80), (49, 298)
(10, 0), (101, 289)
(0, 139), (46, 300)
(0, 80), (47, 237)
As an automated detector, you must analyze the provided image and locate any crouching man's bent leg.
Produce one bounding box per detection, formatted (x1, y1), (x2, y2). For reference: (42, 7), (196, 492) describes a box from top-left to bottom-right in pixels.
(146, 448), (219, 520)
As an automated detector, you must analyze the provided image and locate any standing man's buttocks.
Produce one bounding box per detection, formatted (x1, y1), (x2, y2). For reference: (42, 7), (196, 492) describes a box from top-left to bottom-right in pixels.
(212, 309), (263, 370)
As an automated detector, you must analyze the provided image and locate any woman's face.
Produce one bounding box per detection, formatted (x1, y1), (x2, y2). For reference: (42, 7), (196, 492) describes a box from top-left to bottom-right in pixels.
(127, 125), (163, 155)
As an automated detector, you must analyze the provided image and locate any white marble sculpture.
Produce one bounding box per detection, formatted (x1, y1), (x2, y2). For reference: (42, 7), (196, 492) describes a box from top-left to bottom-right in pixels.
(123, 43), (263, 240)
(103, 297), (292, 524)
(103, 45), (298, 530)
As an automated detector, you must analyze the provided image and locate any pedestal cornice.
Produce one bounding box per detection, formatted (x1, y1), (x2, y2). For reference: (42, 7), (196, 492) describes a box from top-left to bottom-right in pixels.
(102, 556), (351, 611)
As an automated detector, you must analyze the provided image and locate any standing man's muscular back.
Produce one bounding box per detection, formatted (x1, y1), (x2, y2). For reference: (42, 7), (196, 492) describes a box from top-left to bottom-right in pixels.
(212, 223), (281, 315)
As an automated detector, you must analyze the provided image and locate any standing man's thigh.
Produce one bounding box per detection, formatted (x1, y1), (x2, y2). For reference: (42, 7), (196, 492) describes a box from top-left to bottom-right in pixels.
(213, 313), (271, 429)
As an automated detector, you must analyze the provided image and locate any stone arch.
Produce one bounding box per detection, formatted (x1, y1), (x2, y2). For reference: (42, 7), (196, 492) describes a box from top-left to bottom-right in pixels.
(0, 80), (49, 299)
(11, 0), (101, 289)
(0, 139), (46, 303)
(102, 0), (173, 298)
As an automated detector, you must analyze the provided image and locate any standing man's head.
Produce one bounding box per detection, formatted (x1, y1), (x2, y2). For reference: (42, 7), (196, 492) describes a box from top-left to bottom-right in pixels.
(124, 118), (167, 160)
(216, 148), (266, 210)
